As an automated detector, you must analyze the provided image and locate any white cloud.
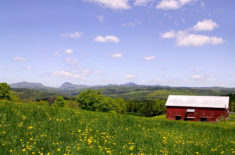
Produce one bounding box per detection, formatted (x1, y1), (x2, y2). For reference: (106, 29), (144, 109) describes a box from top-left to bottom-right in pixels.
(13, 57), (27, 61)
(144, 56), (155, 61)
(112, 52), (122, 58)
(54, 71), (82, 79)
(94, 35), (120, 43)
(204, 73), (216, 81)
(80, 69), (102, 77)
(61, 32), (81, 39)
(191, 73), (216, 81)
(192, 19), (218, 31)
(97, 15), (104, 23)
(85, 0), (130, 10)
(156, 0), (180, 10)
(125, 74), (136, 79)
(25, 66), (31, 70)
(191, 74), (201, 80)
(65, 49), (74, 54)
(134, 0), (154, 6)
(65, 58), (77, 64)
(161, 19), (224, 47)
(54, 69), (102, 80)
(176, 34), (223, 46)
(180, 0), (192, 5)
(161, 30), (176, 38)
(156, 0), (193, 10)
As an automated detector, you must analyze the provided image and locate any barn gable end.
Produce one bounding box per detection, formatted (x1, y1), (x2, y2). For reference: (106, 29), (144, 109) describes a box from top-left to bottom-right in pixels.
(166, 95), (229, 122)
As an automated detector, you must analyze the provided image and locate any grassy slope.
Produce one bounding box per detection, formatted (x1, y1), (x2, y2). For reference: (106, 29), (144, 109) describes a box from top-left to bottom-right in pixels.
(0, 101), (235, 155)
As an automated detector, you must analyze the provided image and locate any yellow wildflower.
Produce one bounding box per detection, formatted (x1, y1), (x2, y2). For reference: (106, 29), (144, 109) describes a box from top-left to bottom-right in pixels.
(28, 126), (33, 130)
(106, 150), (111, 154)
(129, 145), (134, 151)
(88, 138), (92, 145)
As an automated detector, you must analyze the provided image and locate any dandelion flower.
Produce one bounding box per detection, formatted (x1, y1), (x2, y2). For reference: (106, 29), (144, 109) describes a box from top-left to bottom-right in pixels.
(28, 126), (33, 130)
(106, 150), (111, 154)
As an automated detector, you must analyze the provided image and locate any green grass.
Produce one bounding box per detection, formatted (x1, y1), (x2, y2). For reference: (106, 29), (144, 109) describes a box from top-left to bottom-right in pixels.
(0, 101), (235, 155)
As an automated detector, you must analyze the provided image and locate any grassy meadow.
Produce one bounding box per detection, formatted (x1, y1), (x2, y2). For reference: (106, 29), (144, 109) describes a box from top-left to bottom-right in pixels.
(0, 100), (235, 155)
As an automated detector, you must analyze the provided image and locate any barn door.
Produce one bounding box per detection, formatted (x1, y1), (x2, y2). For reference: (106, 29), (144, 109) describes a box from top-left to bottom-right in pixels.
(200, 117), (207, 122)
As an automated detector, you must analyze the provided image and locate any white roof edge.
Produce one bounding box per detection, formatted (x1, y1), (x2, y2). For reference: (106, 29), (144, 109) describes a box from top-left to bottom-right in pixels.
(166, 95), (229, 109)
(168, 95), (230, 98)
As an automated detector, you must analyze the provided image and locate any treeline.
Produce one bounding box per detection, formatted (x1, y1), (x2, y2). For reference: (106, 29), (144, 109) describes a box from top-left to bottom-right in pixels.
(0, 83), (166, 117)
(228, 94), (235, 112)
(126, 99), (166, 117)
(2, 82), (235, 116)
(76, 89), (166, 116)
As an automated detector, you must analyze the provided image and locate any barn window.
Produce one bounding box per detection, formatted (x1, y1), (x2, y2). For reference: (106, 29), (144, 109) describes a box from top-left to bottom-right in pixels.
(175, 116), (181, 120)
(200, 117), (207, 122)
(186, 109), (195, 112)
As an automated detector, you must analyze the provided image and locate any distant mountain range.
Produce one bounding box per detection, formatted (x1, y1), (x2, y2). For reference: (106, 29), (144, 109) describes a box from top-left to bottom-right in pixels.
(11, 81), (46, 89)
(8, 81), (235, 99)
(9, 81), (235, 95)
(59, 82), (90, 90)
(10, 81), (141, 90)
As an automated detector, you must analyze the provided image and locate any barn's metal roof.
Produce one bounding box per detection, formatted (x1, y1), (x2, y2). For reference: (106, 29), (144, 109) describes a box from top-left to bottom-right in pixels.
(166, 95), (229, 108)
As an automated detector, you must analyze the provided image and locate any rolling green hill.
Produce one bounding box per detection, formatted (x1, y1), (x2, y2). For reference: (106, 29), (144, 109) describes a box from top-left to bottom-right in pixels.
(0, 101), (234, 154)
(9, 82), (235, 100)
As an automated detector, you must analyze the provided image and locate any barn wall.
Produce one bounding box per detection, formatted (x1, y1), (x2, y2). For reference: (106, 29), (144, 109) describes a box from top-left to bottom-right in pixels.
(166, 106), (229, 122)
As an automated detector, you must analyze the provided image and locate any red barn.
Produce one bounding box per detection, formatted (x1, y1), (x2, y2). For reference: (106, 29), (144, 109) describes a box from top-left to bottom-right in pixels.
(166, 95), (229, 122)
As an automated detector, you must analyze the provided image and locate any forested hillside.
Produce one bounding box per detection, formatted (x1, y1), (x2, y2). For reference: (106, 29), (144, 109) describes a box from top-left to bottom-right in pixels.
(10, 85), (235, 112)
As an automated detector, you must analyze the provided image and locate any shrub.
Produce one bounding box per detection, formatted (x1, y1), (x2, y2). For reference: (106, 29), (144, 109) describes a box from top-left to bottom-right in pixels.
(0, 83), (10, 100)
(76, 89), (113, 112)
(55, 96), (65, 107)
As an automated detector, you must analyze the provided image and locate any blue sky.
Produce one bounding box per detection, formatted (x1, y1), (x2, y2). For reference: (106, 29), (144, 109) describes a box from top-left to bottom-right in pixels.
(0, 0), (235, 87)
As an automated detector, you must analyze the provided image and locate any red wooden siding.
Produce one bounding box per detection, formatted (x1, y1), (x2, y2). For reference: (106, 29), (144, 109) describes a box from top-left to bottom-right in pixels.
(166, 106), (229, 122)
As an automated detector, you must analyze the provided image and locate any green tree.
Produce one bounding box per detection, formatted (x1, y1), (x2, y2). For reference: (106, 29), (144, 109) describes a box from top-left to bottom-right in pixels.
(76, 89), (113, 112)
(112, 98), (127, 113)
(94, 96), (113, 112)
(138, 99), (166, 117)
(0, 83), (10, 100)
(55, 96), (65, 107)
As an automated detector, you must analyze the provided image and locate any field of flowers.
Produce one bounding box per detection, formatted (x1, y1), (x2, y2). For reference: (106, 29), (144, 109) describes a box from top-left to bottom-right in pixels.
(0, 101), (235, 155)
